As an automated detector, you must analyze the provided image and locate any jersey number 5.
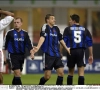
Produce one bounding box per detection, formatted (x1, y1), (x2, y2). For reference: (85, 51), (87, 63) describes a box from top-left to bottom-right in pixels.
(74, 31), (81, 43)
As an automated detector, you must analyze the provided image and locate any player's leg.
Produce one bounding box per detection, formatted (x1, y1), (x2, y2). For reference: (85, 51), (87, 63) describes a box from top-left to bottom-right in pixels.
(78, 66), (85, 85)
(6, 59), (12, 74)
(10, 54), (24, 85)
(67, 68), (74, 85)
(0, 50), (4, 84)
(77, 49), (85, 85)
(56, 67), (64, 85)
(67, 49), (75, 85)
(55, 57), (64, 85)
(0, 73), (3, 84)
(39, 53), (54, 85)
(39, 70), (51, 85)
(13, 69), (22, 85)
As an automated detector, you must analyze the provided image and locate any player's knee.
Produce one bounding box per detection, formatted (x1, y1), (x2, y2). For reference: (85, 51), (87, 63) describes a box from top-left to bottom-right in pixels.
(56, 68), (64, 77)
(44, 75), (51, 80)
(58, 72), (64, 77)
(58, 71), (64, 77)
(78, 73), (84, 76)
(68, 68), (74, 76)
(14, 74), (21, 77)
(68, 71), (74, 76)
(14, 70), (21, 77)
(57, 70), (64, 76)
(78, 69), (84, 76)
(78, 67), (84, 76)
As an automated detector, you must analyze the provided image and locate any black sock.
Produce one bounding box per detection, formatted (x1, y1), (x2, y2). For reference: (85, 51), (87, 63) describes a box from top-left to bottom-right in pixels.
(39, 77), (48, 85)
(78, 76), (84, 85)
(14, 77), (22, 85)
(67, 75), (73, 85)
(56, 76), (63, 85)
(12, 76), (15, 85)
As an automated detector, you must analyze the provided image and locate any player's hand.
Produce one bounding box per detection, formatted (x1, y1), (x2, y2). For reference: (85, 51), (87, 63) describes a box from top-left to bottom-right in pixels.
(4, 56), (7, 65)
(60, 53), (63, 59)
(30, 53), (34, 60)
(88, 56), (93, 64)
(33, 46), (39, 53)
(30, 49), (34, 60)
(67, 48), (71, 55)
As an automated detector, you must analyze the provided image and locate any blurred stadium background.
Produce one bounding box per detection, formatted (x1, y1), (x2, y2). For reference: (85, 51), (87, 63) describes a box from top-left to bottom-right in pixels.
(0, 0), (100, 85)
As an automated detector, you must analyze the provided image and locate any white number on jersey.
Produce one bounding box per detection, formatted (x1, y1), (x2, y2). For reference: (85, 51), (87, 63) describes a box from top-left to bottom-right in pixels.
(74, 31), (81, 43)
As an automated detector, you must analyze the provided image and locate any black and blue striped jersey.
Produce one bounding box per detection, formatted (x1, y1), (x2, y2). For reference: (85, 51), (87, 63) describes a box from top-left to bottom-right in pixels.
(63, 24), (93, 49)
(40, 24), (62, 57)
(3, 29), (33, 54)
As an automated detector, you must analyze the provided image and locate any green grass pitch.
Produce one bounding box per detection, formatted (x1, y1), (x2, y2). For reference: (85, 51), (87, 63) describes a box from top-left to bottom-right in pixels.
(3, 73), (100, 85)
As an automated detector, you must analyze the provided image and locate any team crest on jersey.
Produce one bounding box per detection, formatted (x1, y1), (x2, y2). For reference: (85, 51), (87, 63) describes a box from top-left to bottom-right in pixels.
(21, 34), (24, 36)
(53, 29), (56, 32)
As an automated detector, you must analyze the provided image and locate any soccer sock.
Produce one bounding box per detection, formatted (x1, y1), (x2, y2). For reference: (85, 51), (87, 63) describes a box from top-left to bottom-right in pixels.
(67, 75), (73, 85)
(78, 76), (84, 85)
(39, 77), (48, 85)
(56, 76), (63, 85)
(12, 76), (15, 85)
(14, 77), (22, 85)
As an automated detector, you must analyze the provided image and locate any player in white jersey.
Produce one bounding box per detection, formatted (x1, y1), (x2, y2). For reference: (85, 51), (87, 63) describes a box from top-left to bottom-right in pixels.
(0, 9), (14, 84)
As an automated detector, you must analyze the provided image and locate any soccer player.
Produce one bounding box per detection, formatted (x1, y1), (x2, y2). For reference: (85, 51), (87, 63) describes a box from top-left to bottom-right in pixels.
(0, 9), (14, 84)
(63, 14), (93, 85)
(3, 17), (34, 85)
(33, 14), (70, 85)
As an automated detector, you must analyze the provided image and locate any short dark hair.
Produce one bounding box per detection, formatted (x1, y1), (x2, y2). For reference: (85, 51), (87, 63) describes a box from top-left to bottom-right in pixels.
(70, 14), (80, 23)
(15, 17), (23, 22)
(45, 14), (54, 23)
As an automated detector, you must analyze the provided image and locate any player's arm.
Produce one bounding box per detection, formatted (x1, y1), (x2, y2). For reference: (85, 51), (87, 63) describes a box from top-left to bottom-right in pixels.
(86, 29), (93, 64)
(60, 43), (63, 57)
(3, 31), (10, 50)
(57, 27), (70, 55)
(60, 40), (70, 55)
(88, 46), (93, 57)
(88, 46), (93, 64)
(2, 31), (10, 64)
(33, 24), (47, 53)
(25, 32), (34, 59)
(0, 9), (14, 31)
(34, 36), (45, 53)
(3, 49), (7, 65)
(0, 9), (14, 17)
(60, 27), (69, 54)
(63, 27), (69, 47)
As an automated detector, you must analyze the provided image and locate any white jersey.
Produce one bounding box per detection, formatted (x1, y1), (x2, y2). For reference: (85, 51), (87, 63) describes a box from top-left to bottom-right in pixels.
(0, 16), (14, 49)
(0, 16), (13, 72)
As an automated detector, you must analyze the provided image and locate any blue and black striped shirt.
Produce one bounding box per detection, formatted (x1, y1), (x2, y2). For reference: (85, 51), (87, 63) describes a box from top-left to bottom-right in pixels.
(63, 24), (93, 49)
(40, 24), (62, 57)
(3, 29), (33, 54)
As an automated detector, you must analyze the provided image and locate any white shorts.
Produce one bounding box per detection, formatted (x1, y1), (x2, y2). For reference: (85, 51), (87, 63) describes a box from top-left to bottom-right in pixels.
(0, 49), (4, 72)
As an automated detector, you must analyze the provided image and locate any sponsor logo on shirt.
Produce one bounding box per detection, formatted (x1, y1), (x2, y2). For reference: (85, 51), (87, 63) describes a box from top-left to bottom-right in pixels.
(14, 38), (24, 41)
(50, 33), (57, 37)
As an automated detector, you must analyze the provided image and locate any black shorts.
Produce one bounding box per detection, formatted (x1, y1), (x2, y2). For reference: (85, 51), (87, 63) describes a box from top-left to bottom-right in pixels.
(9, 54), (25, 71)
(67, 48), (86, 68)
(42, 53), (64, 70)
